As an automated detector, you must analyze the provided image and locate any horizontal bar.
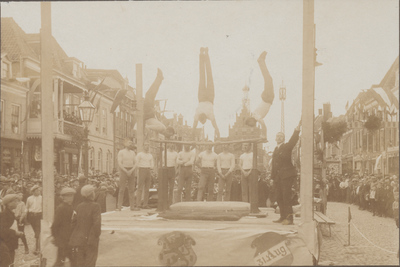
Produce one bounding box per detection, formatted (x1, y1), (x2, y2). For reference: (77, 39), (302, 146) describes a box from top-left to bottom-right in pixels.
(150, 138), (267, 145)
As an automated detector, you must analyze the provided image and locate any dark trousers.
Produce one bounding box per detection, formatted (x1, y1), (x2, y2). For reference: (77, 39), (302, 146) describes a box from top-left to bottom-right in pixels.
(144, 73), (163, 120)
(275, 176), (295, 222)
(177, 166), (193, 202)
(258, 55), (274, 104)
(54, 246), (74, 267)
(28, 212), (42, 239)
(16, 223), (28, 248)
(198, 51), (214, 103)
(197, 168), (215, 201)
(166, 167), (176, 205)
(74, 245), (98, 267)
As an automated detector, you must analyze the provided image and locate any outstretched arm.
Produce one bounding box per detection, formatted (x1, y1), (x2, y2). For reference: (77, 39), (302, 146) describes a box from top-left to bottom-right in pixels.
(257, 119), (267, 139)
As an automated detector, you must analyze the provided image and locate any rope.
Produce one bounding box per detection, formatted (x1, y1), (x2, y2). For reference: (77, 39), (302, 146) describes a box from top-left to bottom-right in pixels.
(350, 222), (397, 254)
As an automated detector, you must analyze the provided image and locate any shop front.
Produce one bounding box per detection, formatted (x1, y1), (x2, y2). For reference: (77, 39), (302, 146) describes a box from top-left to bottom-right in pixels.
(1, 138), (22, 175)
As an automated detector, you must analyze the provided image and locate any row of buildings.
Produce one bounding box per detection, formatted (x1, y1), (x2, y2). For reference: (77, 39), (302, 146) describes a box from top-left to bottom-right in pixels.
(1, 17), (206, 176)
(298, 56), (399, 177)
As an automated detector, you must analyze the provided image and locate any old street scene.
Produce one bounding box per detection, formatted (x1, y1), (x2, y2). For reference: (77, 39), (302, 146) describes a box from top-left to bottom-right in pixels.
(0, 1), (398, 266)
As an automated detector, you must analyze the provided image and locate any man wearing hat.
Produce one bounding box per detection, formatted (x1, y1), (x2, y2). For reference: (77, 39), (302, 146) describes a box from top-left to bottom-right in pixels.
(51, 187), (77, 267)
(26, 185), (42, 254)
(70, 185), (101, 267)
(0, 194), (25, 265)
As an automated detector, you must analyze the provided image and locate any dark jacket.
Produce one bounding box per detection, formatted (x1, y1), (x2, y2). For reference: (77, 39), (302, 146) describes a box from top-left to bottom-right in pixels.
(95, 188), (107, 213)
(69, 198), (101, 247)
(271, 130), (300, 181)
(51, 202), (75, 248)
(0, 208), (19, 251)
(73, 182), (86, 210)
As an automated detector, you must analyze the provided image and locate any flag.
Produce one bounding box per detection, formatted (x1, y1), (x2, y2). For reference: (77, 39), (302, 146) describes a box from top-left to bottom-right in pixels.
(365, 86), (393, 108)
(22, 78), (41, 122)
(110, 89), (128, 113)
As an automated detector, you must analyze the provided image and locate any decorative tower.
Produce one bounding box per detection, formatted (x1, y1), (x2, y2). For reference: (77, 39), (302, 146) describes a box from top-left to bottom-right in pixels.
(242, 85), (250, 113)
(279, 80), (286, 135)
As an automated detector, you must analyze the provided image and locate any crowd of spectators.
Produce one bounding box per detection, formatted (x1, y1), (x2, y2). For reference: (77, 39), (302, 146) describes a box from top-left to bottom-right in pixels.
(316, 173), (399, 219)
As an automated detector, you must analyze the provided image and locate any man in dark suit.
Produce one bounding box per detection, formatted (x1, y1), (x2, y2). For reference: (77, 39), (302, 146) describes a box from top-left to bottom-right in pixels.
(271, 122), (301, 225)
(69, 185), (101, 267)
(51, 187), (76, 266)
(0, 194), (24, 265)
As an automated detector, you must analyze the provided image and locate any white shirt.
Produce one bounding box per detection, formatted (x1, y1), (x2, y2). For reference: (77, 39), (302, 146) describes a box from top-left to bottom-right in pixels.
(26, 195), (43, 213)
(253, 100), (272, 121)
(177, 150), (195, 166)
(240, 152), (253, 170)
(217, 152), (235, 172)
(118, 148), (136, 168)
(194, 101), (215, 121)
(136, 152), (154, 168)
(162, 150), (178, 167)
(198, 151), (218, 168)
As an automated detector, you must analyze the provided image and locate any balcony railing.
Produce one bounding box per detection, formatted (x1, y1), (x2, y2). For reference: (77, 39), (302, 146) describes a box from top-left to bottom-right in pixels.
(27, 118), (84, 137)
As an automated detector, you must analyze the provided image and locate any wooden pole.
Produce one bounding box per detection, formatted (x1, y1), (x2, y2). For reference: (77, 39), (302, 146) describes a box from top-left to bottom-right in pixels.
(250, 142), (259, 213)
(347, 206), (351, 246)
(40, 2), (54, 223)
(136, 64), (143, 153)
(300, 0), (315, 225)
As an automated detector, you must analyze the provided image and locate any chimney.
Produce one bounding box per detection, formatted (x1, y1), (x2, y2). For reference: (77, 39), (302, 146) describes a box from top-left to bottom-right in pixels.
(178, 114), (183, 125)
(323, 103), (331, 120)
(185, 120), (187, 126)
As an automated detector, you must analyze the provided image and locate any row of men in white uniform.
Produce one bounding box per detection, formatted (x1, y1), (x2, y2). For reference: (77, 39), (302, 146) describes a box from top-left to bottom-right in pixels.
(116, 139), (255, 210)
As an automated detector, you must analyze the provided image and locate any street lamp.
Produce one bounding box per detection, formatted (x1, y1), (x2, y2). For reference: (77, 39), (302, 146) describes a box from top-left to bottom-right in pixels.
(78, 91), (95, 178)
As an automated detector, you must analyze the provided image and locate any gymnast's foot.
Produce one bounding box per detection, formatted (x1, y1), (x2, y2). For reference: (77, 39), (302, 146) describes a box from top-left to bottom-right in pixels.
(200, 47), (205, 54)
(257, 51), (267, 64)
(204, 47), (209, 54)
(157, 68), (164, 80)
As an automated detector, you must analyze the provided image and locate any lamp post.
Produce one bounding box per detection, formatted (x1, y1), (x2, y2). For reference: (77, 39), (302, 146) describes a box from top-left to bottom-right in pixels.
(78, 91), (96, 178)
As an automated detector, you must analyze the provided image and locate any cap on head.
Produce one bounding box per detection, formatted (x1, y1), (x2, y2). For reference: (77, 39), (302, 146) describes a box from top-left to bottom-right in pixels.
(78, 174), (86, 182)
(30, 185), (40, 193)
(60, 187), (76, 196)
(81, 185), (95, 198)
(2, 194), (19, 206)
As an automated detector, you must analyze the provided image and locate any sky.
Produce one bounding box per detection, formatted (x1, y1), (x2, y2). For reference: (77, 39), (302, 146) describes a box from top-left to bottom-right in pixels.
(1, 0), (399, 151)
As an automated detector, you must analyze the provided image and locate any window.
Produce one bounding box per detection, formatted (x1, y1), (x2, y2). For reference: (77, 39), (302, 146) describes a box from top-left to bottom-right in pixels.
(73, 95), (80, 115)
(95, 110), (100, 132)
(1, 59), (11, 79)
(1, 99), (4, 131)
(102, 108), (107, 134)
(106, 150), (112, 174)
(11, 104), (20, 134)
(98, 149), (102, 172)
(106, 151), (110, 173)
(89, 148), (94, 169)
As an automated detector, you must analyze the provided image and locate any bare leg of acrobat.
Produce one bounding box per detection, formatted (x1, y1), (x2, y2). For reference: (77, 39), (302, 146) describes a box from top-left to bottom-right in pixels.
(144, 69), (167, 134)
(192, 47), (220, 139)
(245, 51), (275, 140)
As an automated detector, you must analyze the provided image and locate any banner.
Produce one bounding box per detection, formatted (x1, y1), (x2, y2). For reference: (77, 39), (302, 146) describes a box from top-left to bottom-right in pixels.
(97, 220), (312, 266)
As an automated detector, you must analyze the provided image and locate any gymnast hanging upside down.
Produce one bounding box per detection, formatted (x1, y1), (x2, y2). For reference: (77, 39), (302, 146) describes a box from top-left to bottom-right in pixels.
(143, 68), (174, 138)
(192, 47), (220, 139)
(244, 51), (275, 140)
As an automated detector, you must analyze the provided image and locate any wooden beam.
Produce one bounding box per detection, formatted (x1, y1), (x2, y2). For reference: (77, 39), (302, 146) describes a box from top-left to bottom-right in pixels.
(136, 64), (143, 153)
(150, 138), (265, 146)
(300, 0), (315, 225)
(40, 2), (54, 223)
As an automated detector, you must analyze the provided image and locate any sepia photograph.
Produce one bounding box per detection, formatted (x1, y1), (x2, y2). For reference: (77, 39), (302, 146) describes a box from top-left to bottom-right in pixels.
(0, 1), (399, 266)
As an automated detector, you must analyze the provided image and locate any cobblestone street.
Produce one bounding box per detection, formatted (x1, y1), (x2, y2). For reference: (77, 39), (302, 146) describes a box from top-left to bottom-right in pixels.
(319, 202), (399, 266)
